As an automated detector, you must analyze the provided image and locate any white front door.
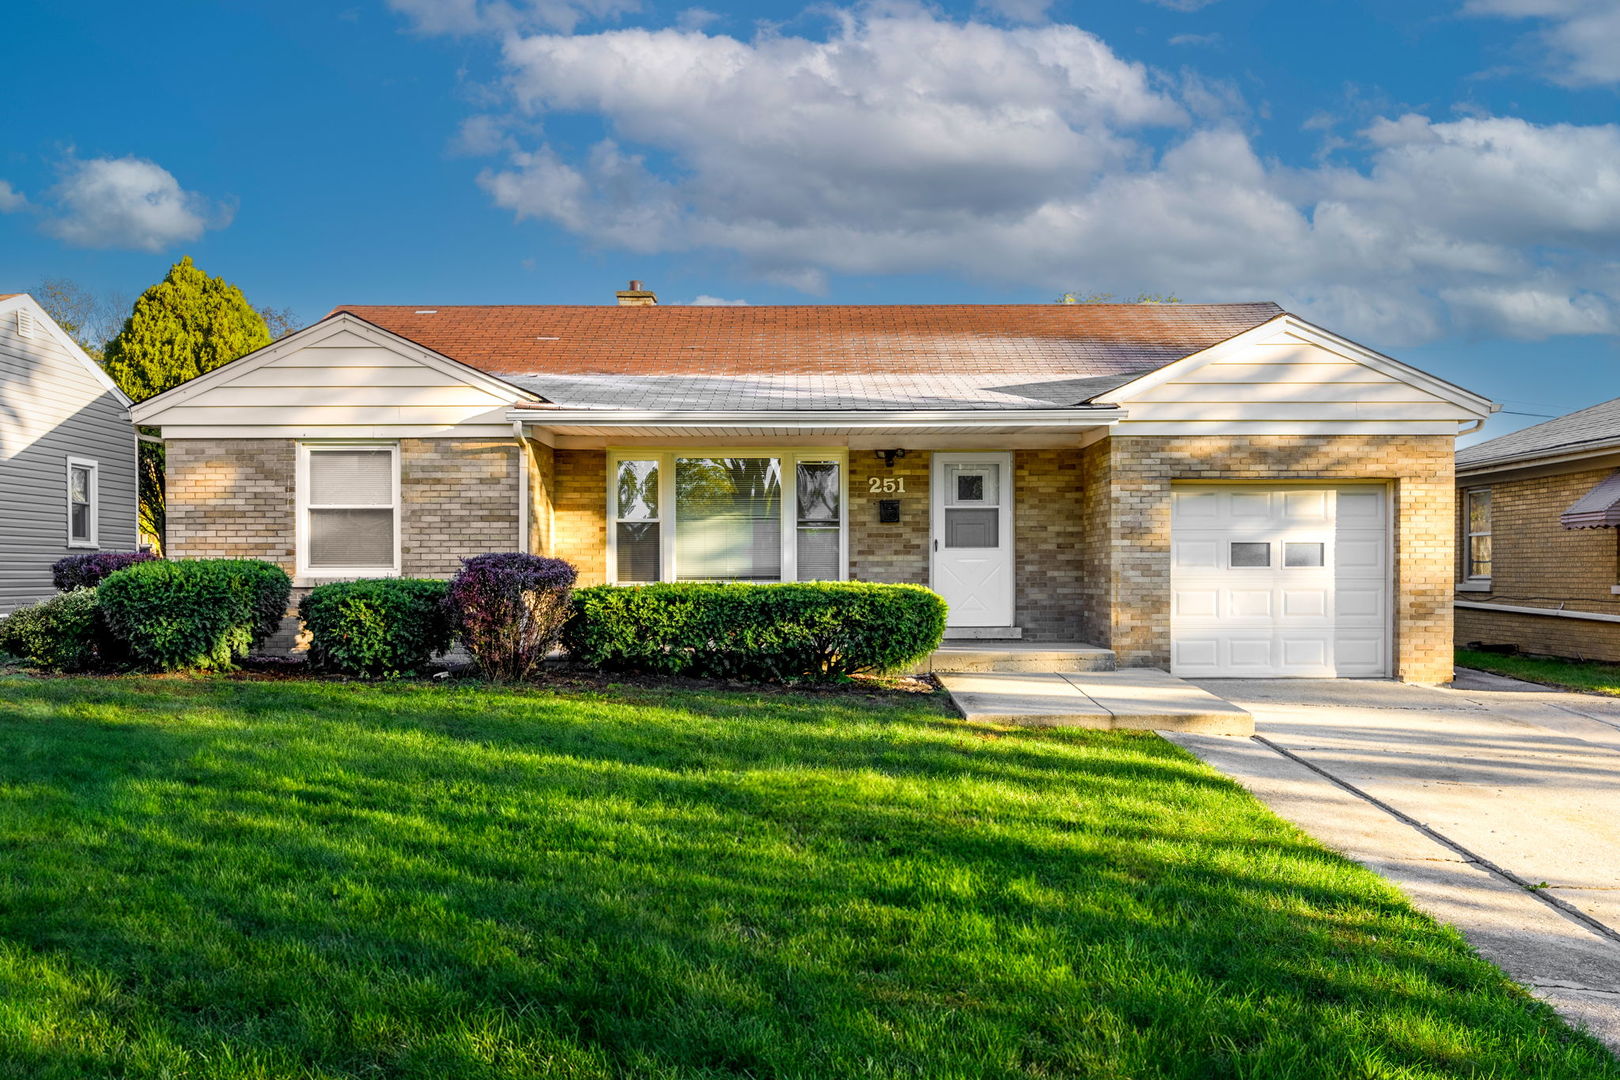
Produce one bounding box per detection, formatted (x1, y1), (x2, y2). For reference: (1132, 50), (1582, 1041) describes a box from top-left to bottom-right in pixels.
(932, 452), (1014, 627)
(1170, 485), (1390, 678)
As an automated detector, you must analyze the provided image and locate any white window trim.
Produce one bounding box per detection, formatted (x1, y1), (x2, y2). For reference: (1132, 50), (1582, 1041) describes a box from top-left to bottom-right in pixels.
(1463, 486), (1492, 585)
(66, 456), (99, 549)
(605, 448), (849, 585)
(295, 441), (402, 581)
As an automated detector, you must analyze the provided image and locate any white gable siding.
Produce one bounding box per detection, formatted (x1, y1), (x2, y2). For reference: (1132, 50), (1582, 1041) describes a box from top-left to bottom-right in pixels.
(1108, 329), (1484, 435)
(0, 299), (139, 613)
(139, 324), (527, 439)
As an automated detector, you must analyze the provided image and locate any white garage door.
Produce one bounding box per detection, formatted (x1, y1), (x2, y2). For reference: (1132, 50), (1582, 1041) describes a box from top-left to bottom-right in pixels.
(1171, 485), (1389, 678)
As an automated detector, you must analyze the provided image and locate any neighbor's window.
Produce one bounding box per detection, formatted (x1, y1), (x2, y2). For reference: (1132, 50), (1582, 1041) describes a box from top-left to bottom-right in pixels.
(67, 457), (98, 547)
(608, 452), (845, 583)
(300, 444), (399, 574)
(1465, 488), (1492, 580)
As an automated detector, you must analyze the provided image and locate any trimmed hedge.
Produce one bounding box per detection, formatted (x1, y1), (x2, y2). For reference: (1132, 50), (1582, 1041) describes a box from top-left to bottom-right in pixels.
(448, 554), (578, 681)
(52, 552), (158, 591)
(564, 582), (948, 681)
(98, 559), (292, 672)
(0, 588), (123, 673)
(299, 578), (454, 677)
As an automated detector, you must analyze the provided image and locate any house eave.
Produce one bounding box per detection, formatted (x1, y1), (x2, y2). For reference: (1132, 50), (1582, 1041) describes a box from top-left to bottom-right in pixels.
(506, 406), (1125, 431)
(1457, 437), (1620, 479)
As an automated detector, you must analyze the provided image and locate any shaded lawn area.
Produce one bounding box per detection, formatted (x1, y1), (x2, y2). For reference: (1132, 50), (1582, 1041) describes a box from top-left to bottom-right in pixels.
(1459, 647), (1620, 697)
(0, 675), (1613, 1080)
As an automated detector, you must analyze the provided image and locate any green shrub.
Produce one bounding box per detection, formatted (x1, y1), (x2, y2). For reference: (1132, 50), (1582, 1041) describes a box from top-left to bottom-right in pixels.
(0, 588), (123, 672)
(98, 559), (292, 672)
(564, 582), (948, 681)
(298, 578), (454, 677)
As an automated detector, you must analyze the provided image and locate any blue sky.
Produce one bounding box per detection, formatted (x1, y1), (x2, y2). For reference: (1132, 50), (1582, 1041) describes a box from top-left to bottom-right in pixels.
(3, 0), (1617, 442)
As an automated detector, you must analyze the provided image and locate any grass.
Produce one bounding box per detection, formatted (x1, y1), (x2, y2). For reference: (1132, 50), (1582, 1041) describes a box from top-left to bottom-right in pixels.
(1458, 647), (1620, 696)
(0, 673), (1614, 1079)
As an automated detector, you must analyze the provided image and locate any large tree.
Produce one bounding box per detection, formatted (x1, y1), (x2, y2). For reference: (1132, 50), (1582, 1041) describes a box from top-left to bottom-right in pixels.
(102, 257), (275, 552)
(30, 278), (129, 359)
(102, 256), (272, 403)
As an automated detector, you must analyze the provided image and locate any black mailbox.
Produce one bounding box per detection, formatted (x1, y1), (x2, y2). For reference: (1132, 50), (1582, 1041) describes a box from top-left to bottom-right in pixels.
(878, 499), (901, 523)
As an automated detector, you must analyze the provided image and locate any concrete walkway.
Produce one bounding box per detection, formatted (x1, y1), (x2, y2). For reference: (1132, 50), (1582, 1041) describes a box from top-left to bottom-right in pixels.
(1168, 672), (1620, 1053)
(939, 668), (1252, 733)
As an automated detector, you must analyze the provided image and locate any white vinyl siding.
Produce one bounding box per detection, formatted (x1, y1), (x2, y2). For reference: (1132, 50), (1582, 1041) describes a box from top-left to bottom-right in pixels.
(0, 298), (139, 614)
(135, 325), (527, 439)
(606, 450), (847, 584)
(297, 443), (400, 577)
(1108, 325), (1487, 436)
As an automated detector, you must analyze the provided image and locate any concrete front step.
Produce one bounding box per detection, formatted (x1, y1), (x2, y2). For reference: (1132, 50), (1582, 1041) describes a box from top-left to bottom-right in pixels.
(938, 668), (1254, 735)
(921, 641), (1116, 674)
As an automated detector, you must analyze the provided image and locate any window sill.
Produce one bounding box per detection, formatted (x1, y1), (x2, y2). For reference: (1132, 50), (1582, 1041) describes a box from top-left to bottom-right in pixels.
(66, 541), (99, 550)
(294, 571), (399, 588)
(1455, 580), (1492, 593)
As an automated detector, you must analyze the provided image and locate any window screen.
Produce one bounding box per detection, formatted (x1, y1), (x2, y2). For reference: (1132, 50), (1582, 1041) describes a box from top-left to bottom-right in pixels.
(306, 448), (396, 570)
(69, 464), (93, 543)
(795, 461), (841, 581)
(675, 457), (782, 581)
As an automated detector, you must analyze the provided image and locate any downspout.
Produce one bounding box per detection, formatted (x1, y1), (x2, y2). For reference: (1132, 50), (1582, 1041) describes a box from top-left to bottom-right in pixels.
(512, 420), (530, 554)
(1457, 418), (1486, 436)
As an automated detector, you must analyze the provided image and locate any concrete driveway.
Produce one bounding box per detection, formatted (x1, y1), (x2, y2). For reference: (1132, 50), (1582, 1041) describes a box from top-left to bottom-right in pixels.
(1167, 671), (1620, 1053)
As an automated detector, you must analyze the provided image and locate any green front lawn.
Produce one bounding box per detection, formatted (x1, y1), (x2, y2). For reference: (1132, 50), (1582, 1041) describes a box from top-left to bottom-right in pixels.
(1458, 647), (1620, 697)
(1, 674), (1611, 1079)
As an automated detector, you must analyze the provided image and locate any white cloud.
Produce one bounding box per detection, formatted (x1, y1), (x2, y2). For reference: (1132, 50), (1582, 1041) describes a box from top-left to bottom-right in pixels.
(977, 0), (1055, 22)
(0, 181), (25, 212)
(388, 0), (638, 34)
(675, 7), (720, 30)
(690, 294), (750, 305)
(42, 157), (230, 252)
(1146, 0), (1221, 10)
(1169, 32), (1222, 46)
(456, 7), (1620, 343)
(1464, 0), (1620, 85)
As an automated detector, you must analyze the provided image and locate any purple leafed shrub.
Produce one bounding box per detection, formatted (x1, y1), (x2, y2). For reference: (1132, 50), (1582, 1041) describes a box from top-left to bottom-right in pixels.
(53, 552), (159, 591)
(446, 553), (578, 681)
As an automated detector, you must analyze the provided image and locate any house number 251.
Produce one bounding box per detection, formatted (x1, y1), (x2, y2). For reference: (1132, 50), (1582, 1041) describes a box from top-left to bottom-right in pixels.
(868, 476), (906, 494)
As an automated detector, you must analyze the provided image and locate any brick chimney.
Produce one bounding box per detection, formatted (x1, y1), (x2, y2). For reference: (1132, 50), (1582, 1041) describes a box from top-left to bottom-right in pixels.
(615, 279), (657, 306)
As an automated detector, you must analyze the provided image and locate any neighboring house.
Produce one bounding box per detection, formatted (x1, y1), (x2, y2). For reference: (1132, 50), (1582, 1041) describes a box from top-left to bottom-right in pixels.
(0, 293), (139, 615)
(130, 284), (1495, 682)
(1455, 396), (1620, 662)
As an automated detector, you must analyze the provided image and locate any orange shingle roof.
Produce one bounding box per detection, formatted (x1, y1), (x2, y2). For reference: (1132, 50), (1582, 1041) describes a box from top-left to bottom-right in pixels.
(329, 302), (1283, 379)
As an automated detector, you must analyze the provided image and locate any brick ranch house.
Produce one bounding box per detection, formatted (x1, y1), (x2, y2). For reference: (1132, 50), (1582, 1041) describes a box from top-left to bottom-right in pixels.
(130, 286), (1496, 682)
(1456, 395), (1620, 663)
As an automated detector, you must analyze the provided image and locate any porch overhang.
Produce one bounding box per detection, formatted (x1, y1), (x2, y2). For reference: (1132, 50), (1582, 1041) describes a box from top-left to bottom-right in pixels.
(506, 405), (1124, 449)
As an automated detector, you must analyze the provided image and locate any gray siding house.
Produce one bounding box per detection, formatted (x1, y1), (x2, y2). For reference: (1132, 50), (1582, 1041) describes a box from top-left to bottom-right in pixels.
(0, 293), (138, 614)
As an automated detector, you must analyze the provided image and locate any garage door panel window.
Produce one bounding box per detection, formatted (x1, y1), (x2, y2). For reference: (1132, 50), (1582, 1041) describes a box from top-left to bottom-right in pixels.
(1285, 542), (1325, 567)
(1230, 542), (1271, 567)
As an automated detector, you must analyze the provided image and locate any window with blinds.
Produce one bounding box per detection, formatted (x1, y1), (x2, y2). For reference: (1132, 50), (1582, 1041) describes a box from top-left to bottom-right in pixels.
(303, 446), (398, 572)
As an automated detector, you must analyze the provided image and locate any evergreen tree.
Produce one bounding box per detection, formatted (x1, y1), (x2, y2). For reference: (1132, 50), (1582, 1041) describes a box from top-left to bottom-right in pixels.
(102, 257), (275, 553)
(102, 256), (272, 403)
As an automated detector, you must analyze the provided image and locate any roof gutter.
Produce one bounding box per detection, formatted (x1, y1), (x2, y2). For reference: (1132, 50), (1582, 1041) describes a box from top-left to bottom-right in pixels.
(505, 406), (1125, 429)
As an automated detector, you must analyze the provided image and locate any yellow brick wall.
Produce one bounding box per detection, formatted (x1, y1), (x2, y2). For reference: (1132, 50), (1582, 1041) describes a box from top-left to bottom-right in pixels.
(1456, 606), (1620, 663)
(552, 449), (607, 584)
(166, 439), (296, 573)
(1094, 434), (1456, 683)
(399, 438), (520, 578)
(1453, 465), (1620, 660)
(1455, 467), (1620, 609)
(848, 453), (932, 586)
